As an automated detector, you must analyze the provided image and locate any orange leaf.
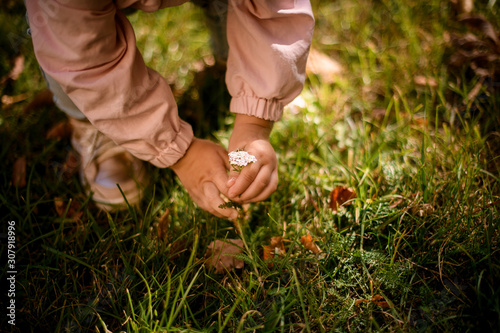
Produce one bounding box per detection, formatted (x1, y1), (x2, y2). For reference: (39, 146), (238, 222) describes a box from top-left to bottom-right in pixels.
(46, 120), (72, 140)
(355, 299), (370, 307)
(329, 186), (357, 212)
(371, 294), (391, 308)
(204, 239), (244, 274)
(263, 236), (286, 264)
(12, 157), (26, 188)
(301, 234), (322, 254)
(262, 245), (274, 261)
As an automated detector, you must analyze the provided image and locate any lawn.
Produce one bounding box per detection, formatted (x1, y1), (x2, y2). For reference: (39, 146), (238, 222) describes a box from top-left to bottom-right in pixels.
(1, 0), (499, 332)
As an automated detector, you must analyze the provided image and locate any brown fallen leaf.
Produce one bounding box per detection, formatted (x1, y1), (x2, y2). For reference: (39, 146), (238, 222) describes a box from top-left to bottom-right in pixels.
(46, 120), (73, 140)
(414, 75), (438, 88)
(263, 236), (286, 262)
(467, 78), (484, 102)
(9, 55), (24, 81)
(12, 156), (27, 188)
(355, 299), (370, 307)
(329, 186), (357, 213)
(54, 197), (83, 221)
(306, 48), (343, 84)
(460, 15), (499, 46)
(301, 234), (322, 254)
(205, 239), (244, 274)
(2, 93), (29, 107)
(0, 55), (24, 85)
(389, 198), (404, 209)
(371, 294), (391, 308)
(355, 294), (391, 308)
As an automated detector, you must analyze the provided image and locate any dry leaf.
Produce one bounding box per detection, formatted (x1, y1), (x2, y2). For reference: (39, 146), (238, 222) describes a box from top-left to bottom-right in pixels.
(467, 79), (484, 101)
(12, 156), (26, 188)
(157, 209), (170, 241)
(301, 234), (322, 254)
(46, 120), (73, 140)
(355, 299), (370, 307)
(263, 236), (286, 262)
(460, 15), (499, 46)
(2, 93), (28, 107)
(54, 197), (83, 221)
(414, 75), (437, 88)
(204, 239), (244, 274)
(0, 55), (24, 85)
(355, 294), (391, 308)
(371, 294), (391, 308)
(306, 48), (343, 84)
(329, 186), (357, 213)
(9, 55), (24, 81)
(389, 198), (404, 209)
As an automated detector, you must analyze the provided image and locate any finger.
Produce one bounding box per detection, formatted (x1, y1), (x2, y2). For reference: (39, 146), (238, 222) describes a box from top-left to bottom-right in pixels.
(227, 162), (260, 199)
(239, 166), (278, 203)
(211, 162), (232, 197)
(226, 168), (239, 188)
(203, 182), (239, 220)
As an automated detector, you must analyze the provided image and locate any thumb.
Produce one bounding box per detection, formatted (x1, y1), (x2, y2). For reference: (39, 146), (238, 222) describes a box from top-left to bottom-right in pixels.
(212, 165), (233, 197)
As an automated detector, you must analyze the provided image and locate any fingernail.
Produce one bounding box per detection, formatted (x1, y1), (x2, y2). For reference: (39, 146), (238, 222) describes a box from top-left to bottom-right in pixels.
(229, 211), (238, 220)
(227, 177), (236, 187)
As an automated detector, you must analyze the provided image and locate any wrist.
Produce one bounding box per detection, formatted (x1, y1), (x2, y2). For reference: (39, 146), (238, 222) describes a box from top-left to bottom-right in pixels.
(170, 137), (199, 173)
(232, 114), (273, 141)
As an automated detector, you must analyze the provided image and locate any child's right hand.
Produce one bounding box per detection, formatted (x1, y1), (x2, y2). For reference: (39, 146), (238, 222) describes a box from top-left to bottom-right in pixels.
(226, 114), (278, 203)
(170, 138), (239, 220)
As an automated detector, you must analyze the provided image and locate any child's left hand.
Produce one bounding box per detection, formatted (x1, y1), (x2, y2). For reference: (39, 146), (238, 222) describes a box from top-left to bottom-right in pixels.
(226, 114), (278, 203)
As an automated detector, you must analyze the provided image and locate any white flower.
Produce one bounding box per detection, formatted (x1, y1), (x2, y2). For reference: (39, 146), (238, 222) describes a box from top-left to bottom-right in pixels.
(228, 150), (257, 171)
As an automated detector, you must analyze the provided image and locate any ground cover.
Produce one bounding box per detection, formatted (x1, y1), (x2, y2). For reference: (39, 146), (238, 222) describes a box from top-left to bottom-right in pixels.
(0, 0), (499, 331)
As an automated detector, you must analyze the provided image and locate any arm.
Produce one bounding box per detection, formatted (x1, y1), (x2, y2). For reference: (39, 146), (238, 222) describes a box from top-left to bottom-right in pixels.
(26, 0), (239, 219)
(26, 0), (192, 168)
(225, 0), (315, 202)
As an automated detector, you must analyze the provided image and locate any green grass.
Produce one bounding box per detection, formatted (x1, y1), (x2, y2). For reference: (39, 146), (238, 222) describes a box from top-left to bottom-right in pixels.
(1, 0), (499, 332)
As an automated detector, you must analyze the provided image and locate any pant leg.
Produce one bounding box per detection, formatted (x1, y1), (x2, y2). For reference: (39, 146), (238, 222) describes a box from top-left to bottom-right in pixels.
(26, 10), (86, 120)
(41, 70), (87, 120)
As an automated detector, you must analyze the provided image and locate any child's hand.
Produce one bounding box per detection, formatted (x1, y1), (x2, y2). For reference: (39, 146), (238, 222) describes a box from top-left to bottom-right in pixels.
(226, 114), (278, 203)
(170, 138), (238, 220)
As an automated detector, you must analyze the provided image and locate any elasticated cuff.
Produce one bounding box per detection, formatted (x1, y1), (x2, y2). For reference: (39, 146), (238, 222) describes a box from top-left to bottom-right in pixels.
(230, 96), (283, 122)
(150, 120), (194, 168)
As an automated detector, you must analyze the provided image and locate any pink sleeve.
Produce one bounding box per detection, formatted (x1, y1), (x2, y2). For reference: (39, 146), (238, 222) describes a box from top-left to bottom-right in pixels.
(226, 0), (315, 122)
(25, 0), (193, 168)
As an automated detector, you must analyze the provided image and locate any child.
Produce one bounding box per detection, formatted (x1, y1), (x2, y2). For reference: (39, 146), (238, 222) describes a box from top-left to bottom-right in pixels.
(25, 0), (315, 219)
